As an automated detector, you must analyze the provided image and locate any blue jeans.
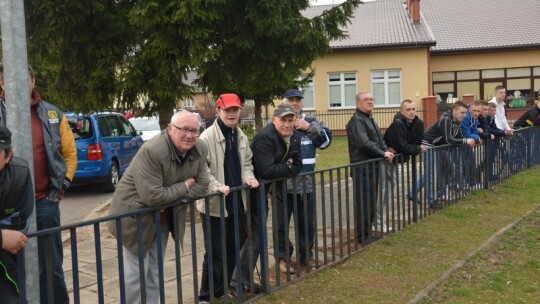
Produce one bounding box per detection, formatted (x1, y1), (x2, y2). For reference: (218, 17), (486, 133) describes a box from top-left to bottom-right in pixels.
(36, 199), (69, 304)
(409, 148), (446, 203)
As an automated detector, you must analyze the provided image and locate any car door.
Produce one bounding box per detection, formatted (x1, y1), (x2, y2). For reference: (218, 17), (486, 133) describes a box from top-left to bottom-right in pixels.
(98, 115), (124, 174)
(117, 115), (143, 172)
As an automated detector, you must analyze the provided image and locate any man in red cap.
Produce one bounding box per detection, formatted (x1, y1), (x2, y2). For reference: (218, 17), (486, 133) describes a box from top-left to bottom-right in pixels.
(196, 93), (259, 301)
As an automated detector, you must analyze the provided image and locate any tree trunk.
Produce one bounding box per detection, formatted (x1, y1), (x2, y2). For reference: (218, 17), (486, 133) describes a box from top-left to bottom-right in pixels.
(254, 100), (264, 132)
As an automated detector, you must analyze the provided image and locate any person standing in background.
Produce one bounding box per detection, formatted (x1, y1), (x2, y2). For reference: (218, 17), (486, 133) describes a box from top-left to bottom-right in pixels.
(0, 64), (77, 304)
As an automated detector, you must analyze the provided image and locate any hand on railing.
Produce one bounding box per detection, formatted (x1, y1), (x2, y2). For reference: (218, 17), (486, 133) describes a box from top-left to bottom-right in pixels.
(1, 229), (28, 255)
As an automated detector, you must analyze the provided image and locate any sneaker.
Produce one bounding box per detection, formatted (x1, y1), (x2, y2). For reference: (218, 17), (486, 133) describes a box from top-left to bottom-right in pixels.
(373, 224), (394, 233)
(279, 259), (295, 274)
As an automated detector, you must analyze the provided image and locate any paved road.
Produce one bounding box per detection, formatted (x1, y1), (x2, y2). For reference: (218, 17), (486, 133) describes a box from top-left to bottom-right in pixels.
(60, 184), (113, 225)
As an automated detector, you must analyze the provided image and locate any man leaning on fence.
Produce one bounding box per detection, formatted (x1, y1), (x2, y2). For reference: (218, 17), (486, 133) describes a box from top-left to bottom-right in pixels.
(415, 101), (474, 208)
(383, 99), (426, 210)
(346, 91), (394, 245)
(281, 88), (332, 272)
(107, 110), (210, 304)
(0, 125), (34, 304)
(196, 93), (259, 302)
(231, 104), (302, 289)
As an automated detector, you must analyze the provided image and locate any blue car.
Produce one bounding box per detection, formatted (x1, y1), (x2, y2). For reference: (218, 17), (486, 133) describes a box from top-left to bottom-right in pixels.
(66, 112), (144, 192)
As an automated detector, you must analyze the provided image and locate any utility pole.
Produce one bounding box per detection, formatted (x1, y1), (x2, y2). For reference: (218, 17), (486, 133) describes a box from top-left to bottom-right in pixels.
(0, 0), (39, 303)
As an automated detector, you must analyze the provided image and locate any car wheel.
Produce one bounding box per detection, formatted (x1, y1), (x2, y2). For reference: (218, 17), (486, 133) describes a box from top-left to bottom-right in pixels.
(101, 162), (119, 192)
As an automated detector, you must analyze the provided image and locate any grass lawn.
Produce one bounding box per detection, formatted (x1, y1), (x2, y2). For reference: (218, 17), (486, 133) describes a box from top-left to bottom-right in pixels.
(255, 165), (540, 303)
(315, 136), (349, 170)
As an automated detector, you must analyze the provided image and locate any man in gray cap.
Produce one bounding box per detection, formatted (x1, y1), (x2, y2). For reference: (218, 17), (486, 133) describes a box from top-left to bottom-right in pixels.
(230, 104), (302, 294)
(0, 125), (34, 303)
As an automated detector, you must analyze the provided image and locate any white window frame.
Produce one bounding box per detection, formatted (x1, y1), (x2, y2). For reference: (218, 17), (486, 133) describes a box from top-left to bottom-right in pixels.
(299, 77), (315, 110)
(183, 97), (195, 108)
(328, 72), (357, 109)
(371, 69), (402, 107)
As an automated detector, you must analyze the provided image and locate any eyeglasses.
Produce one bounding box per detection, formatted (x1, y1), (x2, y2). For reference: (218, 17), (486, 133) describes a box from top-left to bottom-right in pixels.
(359, 98), (375, 102)
(171, 124), (200, 137)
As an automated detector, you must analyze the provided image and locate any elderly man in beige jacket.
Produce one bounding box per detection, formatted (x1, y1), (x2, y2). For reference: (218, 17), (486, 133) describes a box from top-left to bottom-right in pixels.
(196, 93), (258, 302)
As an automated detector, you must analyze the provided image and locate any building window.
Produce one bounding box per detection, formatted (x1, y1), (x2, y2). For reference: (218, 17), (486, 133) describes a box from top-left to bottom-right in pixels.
(300, 78), (315, 109)
(328, 72), (356, 108)
(371, 70), (401, 106)
(183, 97), (195, 108)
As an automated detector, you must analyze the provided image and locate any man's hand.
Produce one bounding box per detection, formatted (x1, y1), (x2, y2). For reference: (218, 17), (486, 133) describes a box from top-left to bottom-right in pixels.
(466, 138), (476, 147)
(504, 129), (514, 137)
(294, 119), (310, 131)
(184, 178), (195, 188)
(384, 151), (394, 163)
(420, 145), (428, 153)
(477, 128), (483, 134)
(490, 134), (495, 140)
(217, 185), (230, 196)
(245, 178), (259, 188)
(1, 229), (28, 255)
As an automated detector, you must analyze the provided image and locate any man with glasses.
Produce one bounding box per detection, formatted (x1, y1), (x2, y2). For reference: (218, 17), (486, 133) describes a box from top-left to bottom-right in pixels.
(107, 110), (210, 304)
(347, 91), (394, 245)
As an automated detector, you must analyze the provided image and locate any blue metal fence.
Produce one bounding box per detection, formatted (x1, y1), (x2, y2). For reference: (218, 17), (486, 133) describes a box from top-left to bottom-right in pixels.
(17, 127), (540, 303)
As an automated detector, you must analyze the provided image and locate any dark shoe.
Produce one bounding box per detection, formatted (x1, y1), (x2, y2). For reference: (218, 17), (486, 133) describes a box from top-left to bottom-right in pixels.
(229, 281), (264, 296)
(429, 201), (443, 209)
(358, 235), (382, 246)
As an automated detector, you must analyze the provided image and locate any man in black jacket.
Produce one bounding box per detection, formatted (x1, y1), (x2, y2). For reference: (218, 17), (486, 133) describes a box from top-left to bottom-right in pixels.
(382, 100), (426, 226)
(0, 125), (34, 303)
(231, 104), (302, 293)
(346, 92), (394, 245)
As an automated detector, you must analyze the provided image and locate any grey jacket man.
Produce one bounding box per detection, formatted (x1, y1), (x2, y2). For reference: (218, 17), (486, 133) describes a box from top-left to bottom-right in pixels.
(107, 130), (210, 255)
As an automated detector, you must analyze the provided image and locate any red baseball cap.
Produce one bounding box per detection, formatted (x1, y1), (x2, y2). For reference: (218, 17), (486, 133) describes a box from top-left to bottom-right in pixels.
(216, 93), (242, 109)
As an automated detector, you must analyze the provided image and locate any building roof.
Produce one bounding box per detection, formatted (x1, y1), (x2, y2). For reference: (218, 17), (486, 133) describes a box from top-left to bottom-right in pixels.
(422, 0), (540, 53)
(304, 0), (436, 51)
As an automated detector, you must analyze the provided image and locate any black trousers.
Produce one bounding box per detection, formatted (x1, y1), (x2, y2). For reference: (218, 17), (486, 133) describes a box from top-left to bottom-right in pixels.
(199, 208), (246, 301)
(275, 193), (315, 262)
(0, 270), (20, 303)
(352, 165), (379, 242)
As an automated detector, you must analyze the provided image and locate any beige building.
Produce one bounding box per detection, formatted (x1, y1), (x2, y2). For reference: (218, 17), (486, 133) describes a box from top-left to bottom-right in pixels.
(298, 0), (540, 130)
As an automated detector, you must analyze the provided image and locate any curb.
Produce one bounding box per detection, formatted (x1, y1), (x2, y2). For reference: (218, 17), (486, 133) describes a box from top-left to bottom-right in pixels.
(61, 198), (113, 243)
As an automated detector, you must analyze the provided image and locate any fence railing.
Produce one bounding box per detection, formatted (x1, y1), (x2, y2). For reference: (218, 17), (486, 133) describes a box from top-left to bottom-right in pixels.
(17, 127), (540, 303)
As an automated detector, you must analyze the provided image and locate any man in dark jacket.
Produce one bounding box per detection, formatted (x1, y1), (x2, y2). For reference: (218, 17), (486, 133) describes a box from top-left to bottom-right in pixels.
(382, 100), (426, 228)
(513, 101), (540, 129)
(0, 125), (34, 303)
(281, 89), (332, 272)
(1, 64), (77, 304)
(232, 104), (302, 290)
(346, 91), (394, 245)
(413, 101), (474, 208)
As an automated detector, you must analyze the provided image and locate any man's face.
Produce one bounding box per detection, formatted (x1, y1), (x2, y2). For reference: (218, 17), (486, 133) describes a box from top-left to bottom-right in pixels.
(481, 105), (489, 117)
(167, 114), (199, 153)
(0, 149), (12, 171)
(469, 104), (481, 119)
(400, 102), (416, 122)
(0, 73), (35, 97)
(286, 97), (303, 116)
(356, 93), (374, 113)
(218, 107), (241, 128)
(272, 114), (295, 137)
(495, 88), (506, 103)
(453, 106), (468, 122)
(488, 106), (496, 117)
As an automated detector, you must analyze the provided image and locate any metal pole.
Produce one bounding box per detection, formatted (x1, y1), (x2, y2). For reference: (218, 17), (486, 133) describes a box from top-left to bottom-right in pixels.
(0, 1), (39, 303)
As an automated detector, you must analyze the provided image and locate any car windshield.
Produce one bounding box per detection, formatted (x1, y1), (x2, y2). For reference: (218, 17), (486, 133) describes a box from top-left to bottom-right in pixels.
(130, 118), (160, 131)
(67, 116), (93, 140)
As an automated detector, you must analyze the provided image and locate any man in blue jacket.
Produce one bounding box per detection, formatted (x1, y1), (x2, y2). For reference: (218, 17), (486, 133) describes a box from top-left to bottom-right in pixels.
(280, 89), (332, 272)
(460, 101), (482, 189)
